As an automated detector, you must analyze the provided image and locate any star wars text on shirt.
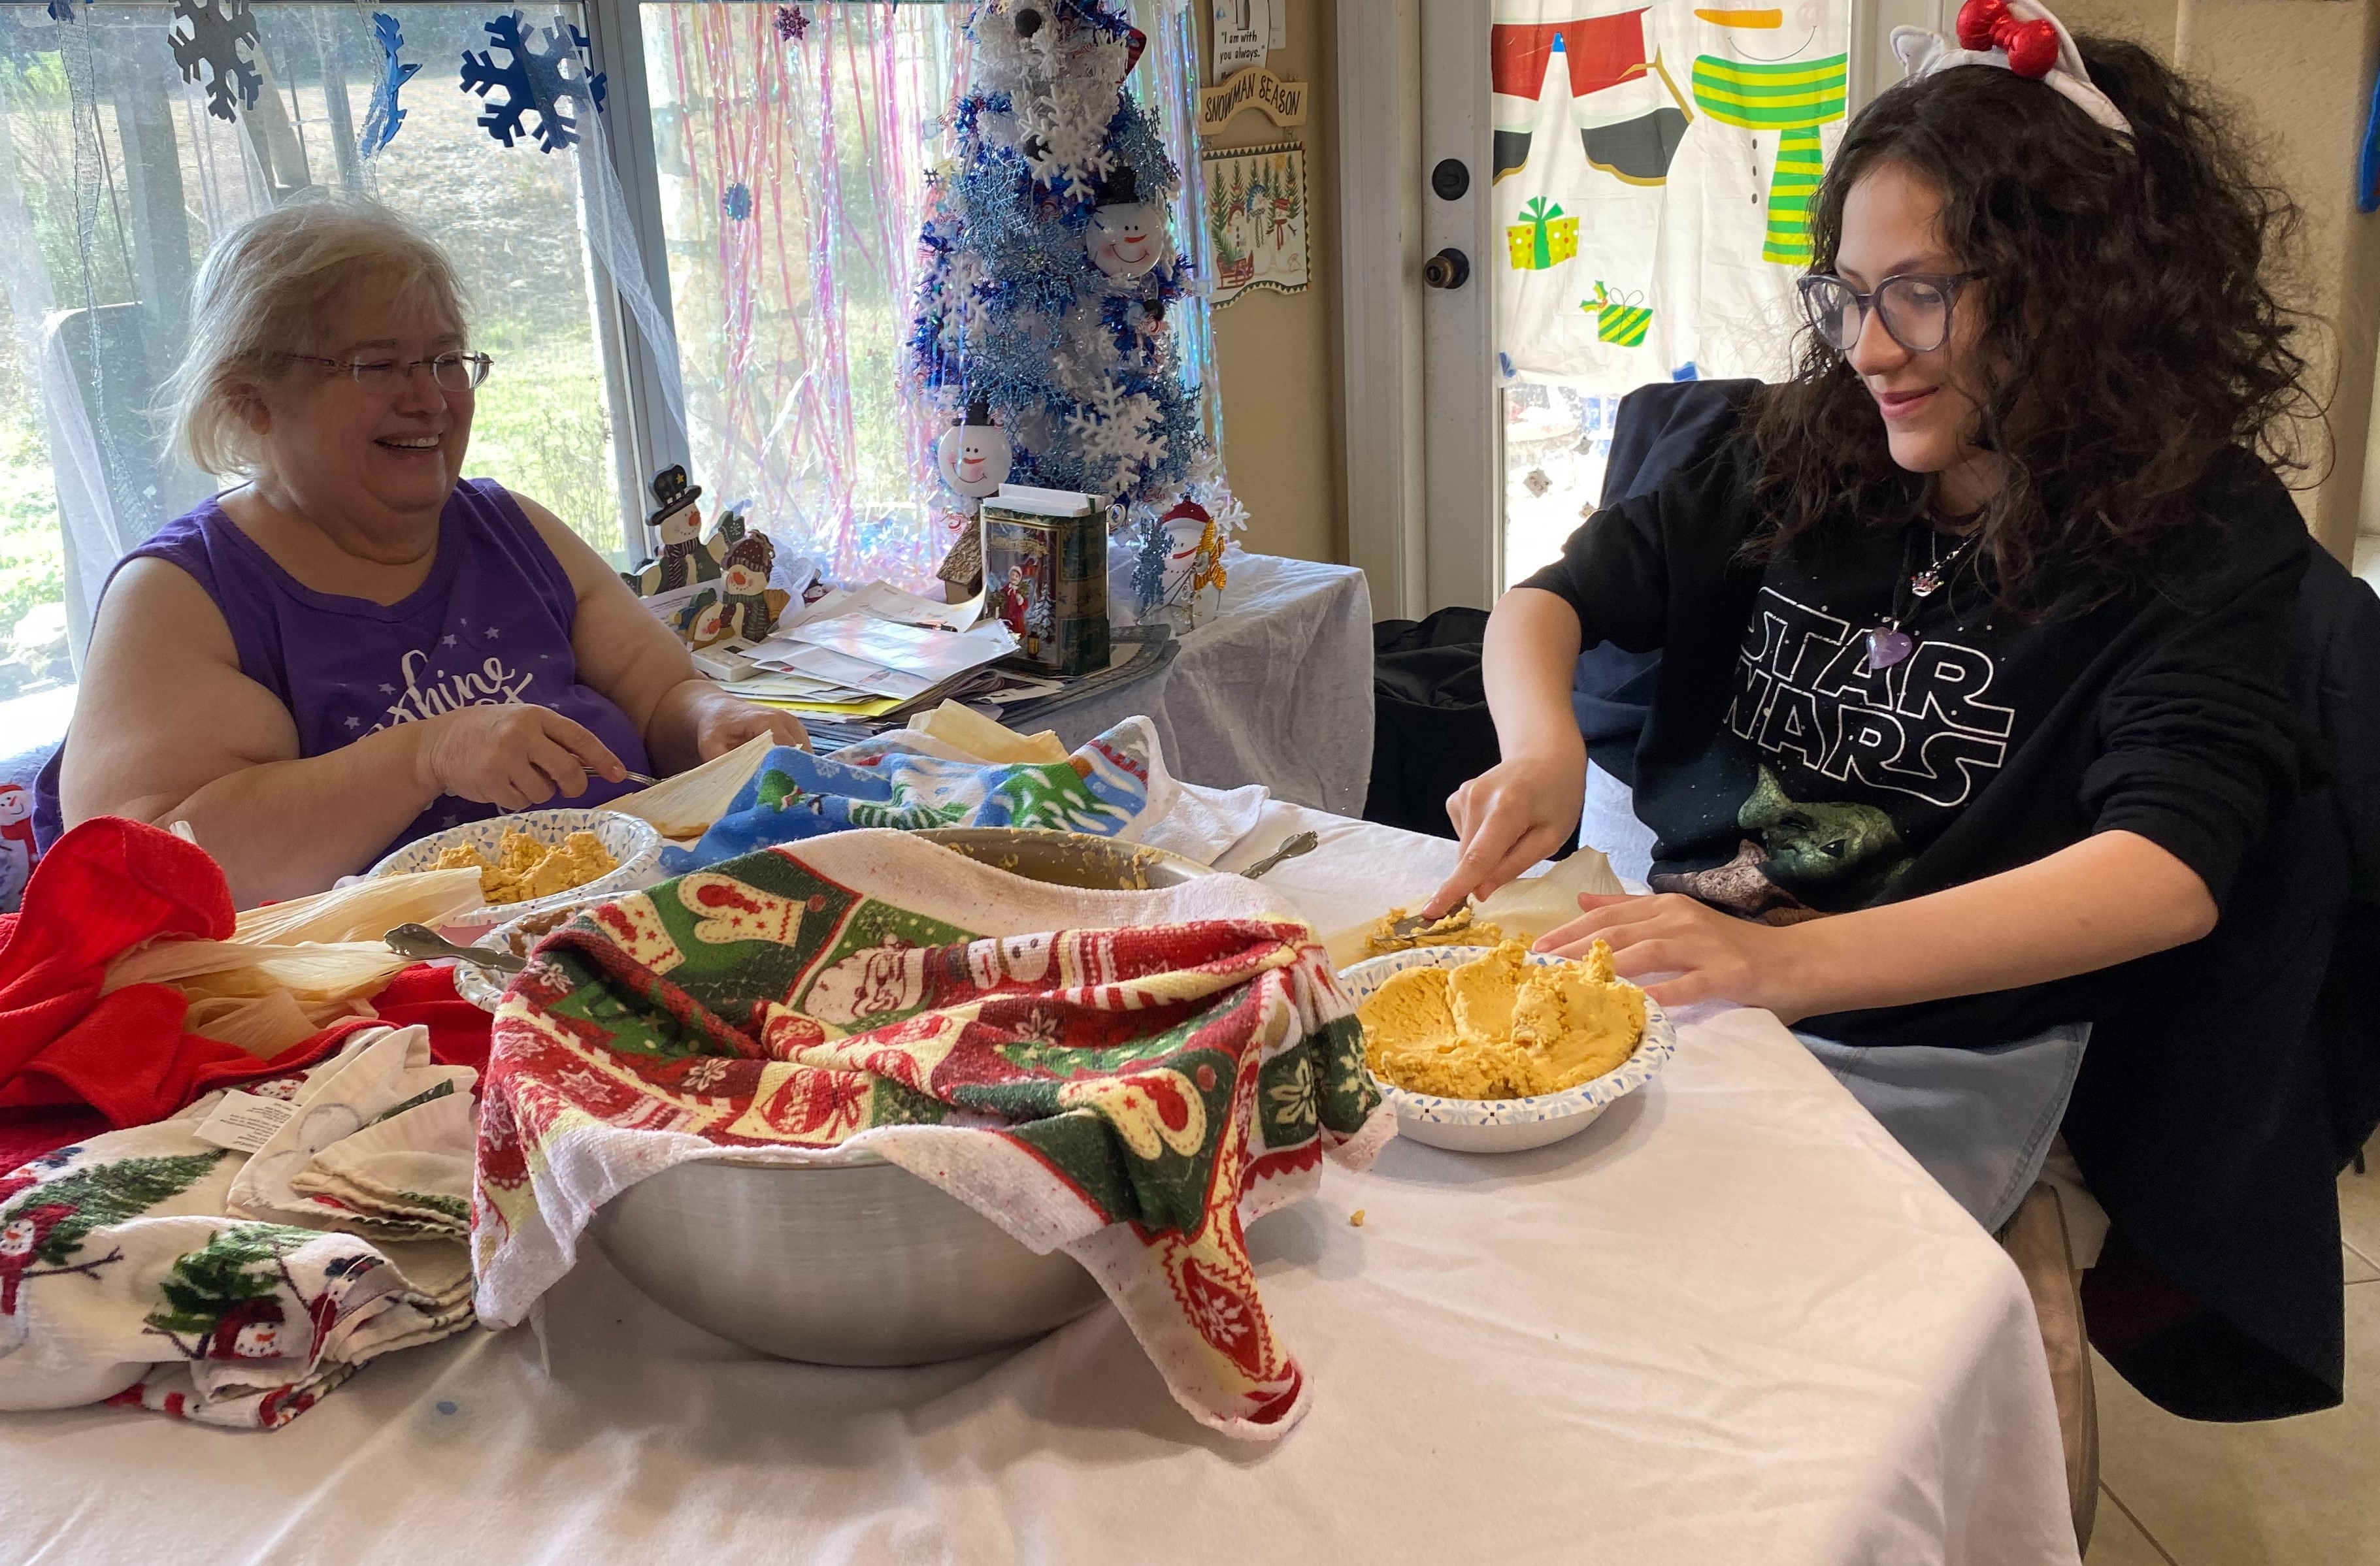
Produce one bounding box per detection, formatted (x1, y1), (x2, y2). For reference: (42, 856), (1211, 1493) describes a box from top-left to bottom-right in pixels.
(1725, 586), (2013, 809)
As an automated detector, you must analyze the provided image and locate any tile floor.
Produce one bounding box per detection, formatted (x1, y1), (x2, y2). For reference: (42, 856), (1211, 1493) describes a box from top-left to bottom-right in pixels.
(2083, 1141), (2380, 1563)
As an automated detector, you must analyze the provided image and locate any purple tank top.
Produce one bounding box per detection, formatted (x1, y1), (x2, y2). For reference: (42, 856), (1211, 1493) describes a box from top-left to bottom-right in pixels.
(42, 479), (650, 862)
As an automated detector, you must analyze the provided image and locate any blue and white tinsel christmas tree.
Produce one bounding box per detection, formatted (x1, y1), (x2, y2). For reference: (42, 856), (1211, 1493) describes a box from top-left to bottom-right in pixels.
(906, 0), (1234, 526)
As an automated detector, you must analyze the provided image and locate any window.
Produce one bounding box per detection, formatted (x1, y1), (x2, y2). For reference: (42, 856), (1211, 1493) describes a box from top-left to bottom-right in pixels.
(0, 1), (628, 753)
(0, 0), (1219, 759)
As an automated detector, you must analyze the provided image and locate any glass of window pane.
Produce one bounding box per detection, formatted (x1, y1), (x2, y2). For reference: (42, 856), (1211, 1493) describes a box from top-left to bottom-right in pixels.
(1500, 384), (1617, 594)
(0, 4), (628, 749)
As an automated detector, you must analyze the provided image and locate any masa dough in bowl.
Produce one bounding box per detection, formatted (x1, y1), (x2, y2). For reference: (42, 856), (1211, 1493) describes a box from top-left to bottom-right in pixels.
(1358, 939), (1645, 1100)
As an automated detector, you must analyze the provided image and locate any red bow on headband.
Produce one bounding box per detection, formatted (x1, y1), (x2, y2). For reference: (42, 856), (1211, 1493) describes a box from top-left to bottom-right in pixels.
(1956, 0), (2060, 77)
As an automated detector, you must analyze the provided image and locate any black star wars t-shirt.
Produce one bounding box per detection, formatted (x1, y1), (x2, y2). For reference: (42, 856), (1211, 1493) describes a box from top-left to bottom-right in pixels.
(1520, 427), (2311, 1047)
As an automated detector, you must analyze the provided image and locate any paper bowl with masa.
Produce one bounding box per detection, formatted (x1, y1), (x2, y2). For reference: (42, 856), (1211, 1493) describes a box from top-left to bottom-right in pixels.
(369, 808), (663, 930)
(1337, 945), (1676, 1154)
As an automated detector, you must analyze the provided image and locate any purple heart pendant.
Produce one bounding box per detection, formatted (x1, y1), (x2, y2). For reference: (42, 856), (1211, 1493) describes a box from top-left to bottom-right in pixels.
(1864, 627), (1915, 672)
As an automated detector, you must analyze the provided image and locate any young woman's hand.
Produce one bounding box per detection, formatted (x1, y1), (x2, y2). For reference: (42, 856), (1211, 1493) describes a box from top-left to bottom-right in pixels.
(1424, 743), (1587, 917)
(1534, 892), (1816, 1018)
(412, 705), (627, 812)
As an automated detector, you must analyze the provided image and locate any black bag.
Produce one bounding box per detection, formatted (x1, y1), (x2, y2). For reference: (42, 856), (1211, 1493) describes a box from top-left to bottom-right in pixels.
(1364, 608), (1493, 840)
(1365, 608), (1582, 852)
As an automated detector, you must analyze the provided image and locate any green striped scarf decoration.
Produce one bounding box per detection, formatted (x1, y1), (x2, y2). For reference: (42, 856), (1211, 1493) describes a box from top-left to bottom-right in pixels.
(1691, 52), (1847, 266)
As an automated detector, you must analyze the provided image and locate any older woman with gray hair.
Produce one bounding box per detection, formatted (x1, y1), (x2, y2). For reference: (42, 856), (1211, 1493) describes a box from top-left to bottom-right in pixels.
(44, 197), (805, 905)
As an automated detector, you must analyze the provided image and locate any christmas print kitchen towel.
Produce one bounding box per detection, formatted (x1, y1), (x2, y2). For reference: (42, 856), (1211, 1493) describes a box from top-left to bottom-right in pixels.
(662, 716), (1257, 873)
(0, 1026), (476, 1427)
(473, 830), (1393, 1439)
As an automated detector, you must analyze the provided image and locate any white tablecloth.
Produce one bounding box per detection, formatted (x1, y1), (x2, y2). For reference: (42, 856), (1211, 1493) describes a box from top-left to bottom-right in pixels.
(1042, 552), (1375, 817)
(0, 806), (2077, 1566)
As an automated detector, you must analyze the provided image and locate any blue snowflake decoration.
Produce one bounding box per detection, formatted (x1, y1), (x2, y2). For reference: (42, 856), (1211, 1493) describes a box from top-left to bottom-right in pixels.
(774, 5), (808, 42)
(167, 0), (263, 123)
(359, 12), (421, 158)
(721, 182), (753, 222)
(459, 10), (608, 154)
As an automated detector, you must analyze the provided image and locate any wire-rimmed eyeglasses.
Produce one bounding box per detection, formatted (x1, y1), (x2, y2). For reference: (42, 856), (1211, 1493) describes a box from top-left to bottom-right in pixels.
(282, 351), (493, 393)
(1796, 272), (1981, 355)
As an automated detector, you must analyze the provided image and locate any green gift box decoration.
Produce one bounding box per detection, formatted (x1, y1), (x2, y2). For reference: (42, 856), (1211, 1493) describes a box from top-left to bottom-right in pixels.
(1583, 281), (1651, 347)
(1506, 197), (1579, 271)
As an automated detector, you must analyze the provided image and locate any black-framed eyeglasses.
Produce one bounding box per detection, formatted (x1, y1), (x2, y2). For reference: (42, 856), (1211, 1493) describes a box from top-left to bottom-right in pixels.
(1796, 272), (1981, 355)
(282, 351), (493, 393)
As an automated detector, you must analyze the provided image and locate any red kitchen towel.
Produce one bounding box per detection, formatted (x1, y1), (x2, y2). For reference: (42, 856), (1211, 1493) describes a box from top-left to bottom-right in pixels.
(371, 963), (493, 1075)
(0, 820), (374, 1129)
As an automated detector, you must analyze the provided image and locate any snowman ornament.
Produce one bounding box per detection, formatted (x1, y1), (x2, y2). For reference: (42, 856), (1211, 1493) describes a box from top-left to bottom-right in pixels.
(1085, 166), (1167, 282)
(936, 401), (1014, 499)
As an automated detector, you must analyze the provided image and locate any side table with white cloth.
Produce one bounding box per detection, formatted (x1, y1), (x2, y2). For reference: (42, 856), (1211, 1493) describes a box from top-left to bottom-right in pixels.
(0, 800), (2079, 1565)
(1031, 552), (1374, 816)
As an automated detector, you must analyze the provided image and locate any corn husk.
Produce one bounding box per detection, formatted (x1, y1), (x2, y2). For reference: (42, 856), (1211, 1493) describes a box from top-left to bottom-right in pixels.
(103, 939), (410, 1007)
(610, 732), (777, 839)
(183, 990), (327, 1057)
(906, 701), (1066, 764)
(233, 868), (485, 946)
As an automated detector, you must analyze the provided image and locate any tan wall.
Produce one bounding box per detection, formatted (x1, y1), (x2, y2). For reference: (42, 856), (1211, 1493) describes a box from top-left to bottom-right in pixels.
(2059, 0), (2380, 561)
(1202, 0), (1346, 564)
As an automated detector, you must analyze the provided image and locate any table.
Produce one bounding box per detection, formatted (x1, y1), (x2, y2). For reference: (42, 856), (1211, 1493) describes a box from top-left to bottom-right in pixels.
(1037, 552), (1374, 817)
(0, 806), (2077, 1565)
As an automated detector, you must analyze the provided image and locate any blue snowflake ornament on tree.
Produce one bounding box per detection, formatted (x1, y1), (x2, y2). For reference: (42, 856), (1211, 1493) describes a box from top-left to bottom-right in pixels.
(722, 182), (753, 222)
(359, 12), (420, 158)
(459, 10), (608, 154)
(168, 0), (263, 123)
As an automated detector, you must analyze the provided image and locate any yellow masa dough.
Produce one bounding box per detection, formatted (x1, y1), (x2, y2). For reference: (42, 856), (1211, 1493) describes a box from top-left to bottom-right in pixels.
(433, 829), (618, 905)
(1363, 903), (1506, 956)
(1359, 940), (1645, 1100)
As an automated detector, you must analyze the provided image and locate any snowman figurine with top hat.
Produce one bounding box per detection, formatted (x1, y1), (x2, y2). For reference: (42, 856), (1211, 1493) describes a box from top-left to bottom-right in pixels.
(627, 464), (719, 597)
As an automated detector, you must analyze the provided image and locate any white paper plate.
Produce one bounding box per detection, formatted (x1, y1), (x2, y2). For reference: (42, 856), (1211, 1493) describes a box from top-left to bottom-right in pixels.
(1336, 945), (1675, 1154)
(369, 809), (662, 930)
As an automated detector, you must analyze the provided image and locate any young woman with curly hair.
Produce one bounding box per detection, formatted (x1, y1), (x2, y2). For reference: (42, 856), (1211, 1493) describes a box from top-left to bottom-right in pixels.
(1430, 26), (2319, 1238)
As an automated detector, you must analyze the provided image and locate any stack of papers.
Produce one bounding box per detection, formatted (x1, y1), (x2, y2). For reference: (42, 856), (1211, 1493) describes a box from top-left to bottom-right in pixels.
(722, 581), (1019, 717)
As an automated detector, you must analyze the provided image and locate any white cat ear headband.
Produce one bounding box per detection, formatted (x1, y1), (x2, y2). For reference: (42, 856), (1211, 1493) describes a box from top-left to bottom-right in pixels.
(1891, 0), (2132, 138)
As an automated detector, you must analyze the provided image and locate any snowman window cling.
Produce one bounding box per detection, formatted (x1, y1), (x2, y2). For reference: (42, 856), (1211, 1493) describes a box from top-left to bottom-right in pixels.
(936, 400), (1014, 498)
(1085, 166), (1168, 283)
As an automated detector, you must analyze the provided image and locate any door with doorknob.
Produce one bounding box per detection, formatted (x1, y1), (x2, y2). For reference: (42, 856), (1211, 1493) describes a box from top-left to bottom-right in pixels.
(1417, 0), (1936, 601)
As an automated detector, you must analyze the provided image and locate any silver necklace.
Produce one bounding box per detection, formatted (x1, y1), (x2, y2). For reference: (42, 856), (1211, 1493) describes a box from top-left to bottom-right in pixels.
(1863, 526), (1981, 672)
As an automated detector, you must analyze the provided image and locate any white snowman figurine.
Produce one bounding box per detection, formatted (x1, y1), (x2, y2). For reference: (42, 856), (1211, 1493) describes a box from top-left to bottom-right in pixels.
(935, 401), (1014, 500)
(0, 783), (33, 912)
(1085, 166), (1168, 282)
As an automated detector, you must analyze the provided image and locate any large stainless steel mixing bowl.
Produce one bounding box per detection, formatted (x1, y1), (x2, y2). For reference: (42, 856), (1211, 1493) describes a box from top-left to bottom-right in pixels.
(912, 826), (1214, 889)
(588, 1152), (1106, 1365)
(588, 827), (1212, 1367)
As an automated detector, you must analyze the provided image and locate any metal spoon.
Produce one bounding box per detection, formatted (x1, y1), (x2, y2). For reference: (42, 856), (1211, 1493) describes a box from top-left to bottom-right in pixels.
(1239, 830), (1319, 880)
(385, 922), (527, 975)
(1383, 900), (1478, 944)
